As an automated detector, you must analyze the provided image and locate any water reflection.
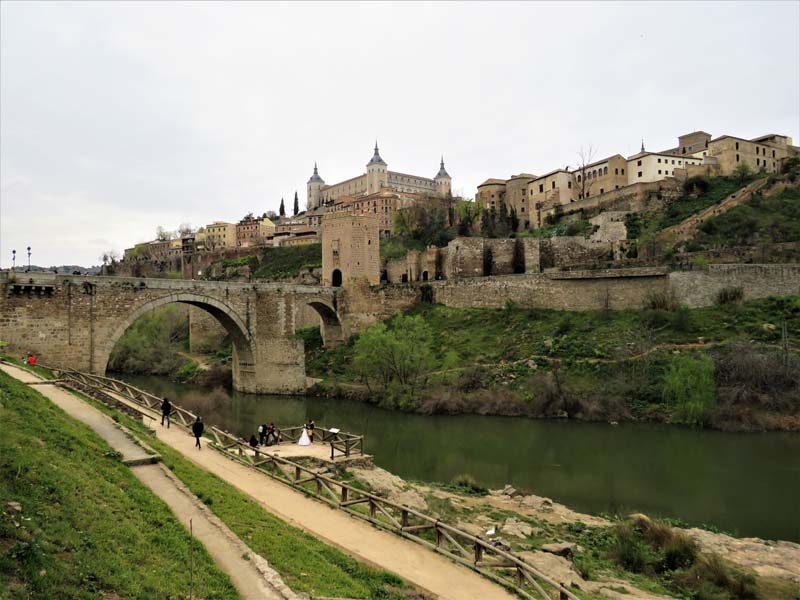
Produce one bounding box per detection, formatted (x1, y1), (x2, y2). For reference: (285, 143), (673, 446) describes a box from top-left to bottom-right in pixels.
(118, 373), (800, 542)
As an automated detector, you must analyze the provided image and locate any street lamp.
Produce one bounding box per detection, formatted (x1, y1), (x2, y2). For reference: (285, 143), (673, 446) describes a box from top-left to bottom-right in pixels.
(11, 249), (16, 270)
(27, 246), (31, 271)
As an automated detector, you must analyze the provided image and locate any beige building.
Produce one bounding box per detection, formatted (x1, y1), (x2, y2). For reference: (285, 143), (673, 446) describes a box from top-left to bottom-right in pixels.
(307, 143), (452, 210)
(321, 212), (380, 287)
(627, 152), (704, 184)
(205, 221), (237, 249)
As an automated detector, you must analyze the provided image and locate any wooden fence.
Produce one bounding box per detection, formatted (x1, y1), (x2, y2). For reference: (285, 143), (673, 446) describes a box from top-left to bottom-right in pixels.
(48, 366), (579, 600)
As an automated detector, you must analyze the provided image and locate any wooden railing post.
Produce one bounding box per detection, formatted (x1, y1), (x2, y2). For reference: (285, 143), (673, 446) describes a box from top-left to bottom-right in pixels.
(341, 487), (348, 504)
(369, 499), (376, 519)
(474, 542), (483, 564)
(295, 466), (301, 481)
(435, 526), (443, 548)
(401, 509), (409, 528)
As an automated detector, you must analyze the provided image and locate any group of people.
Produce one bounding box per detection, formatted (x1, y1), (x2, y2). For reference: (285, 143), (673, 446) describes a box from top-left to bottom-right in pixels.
(22, 353), (36, 366)
(158, 394), (317, 454)
(248, 422), (278, 449)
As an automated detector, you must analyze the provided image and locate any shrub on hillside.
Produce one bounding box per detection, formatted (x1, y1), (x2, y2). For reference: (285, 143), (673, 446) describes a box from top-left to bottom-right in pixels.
(449, 473), (488, 496)
(715, 286), (744, 305)
(643, 290), (680, 312)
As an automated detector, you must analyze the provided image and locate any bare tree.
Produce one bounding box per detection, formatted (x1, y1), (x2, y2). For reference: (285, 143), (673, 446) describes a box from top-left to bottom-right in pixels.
(99, 250), (120, 266)
(177, 223), (193, 237)
(571, 145), (597, 201)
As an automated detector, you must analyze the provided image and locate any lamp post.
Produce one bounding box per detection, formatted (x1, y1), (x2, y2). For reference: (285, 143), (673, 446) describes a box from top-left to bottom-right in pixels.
(12, 249), (16, 270)
(27, 246), (31, 271)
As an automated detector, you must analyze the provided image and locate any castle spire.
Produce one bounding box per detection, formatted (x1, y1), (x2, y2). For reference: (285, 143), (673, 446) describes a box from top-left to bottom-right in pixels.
(436, 155), (450, 178)
(308, 161), (324, 183)
(641, 139), (645, 153)
(367, 140), (386, 166)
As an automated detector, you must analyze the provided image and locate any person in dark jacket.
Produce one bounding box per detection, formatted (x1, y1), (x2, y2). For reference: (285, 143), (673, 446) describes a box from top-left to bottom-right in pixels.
(161, 397), (172, 428)
(192, 416), (204, 449)
(249, 434), (260, 456)
(258, 423), (267, 445)
(266, 422), (277, 445)
(306, 419), (315, 443)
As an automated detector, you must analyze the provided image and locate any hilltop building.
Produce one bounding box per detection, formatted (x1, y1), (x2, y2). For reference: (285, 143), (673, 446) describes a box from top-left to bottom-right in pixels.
(307, 142), (452, 210)
(477, 129), (797, 230)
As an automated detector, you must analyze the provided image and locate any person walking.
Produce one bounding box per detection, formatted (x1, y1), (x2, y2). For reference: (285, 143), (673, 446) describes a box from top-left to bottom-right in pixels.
(192, 416), (204, 449)
(306, 419), (315, 443)
(249, 434), (259, 455)
(161, 397), (172, 428)
(258, 423), (266, 445)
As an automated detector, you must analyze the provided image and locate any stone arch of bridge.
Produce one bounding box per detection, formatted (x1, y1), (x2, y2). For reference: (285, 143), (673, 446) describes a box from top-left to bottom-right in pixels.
(305, 299), (344, 347)
(99, 292), (254, 377)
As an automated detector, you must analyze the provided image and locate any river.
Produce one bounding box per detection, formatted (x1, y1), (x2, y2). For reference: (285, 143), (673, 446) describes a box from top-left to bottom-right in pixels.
(117, 373), (800, 543)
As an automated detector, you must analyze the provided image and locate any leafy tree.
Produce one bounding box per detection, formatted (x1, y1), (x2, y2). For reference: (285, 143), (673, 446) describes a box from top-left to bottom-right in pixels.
(279, 198), (286, 217)
(293, 191), (299, 216)
(733, 162), (753, 184)
(662, 353), (716, 427)
(455, 200), (481, 236)
(353, 315), (434, 396)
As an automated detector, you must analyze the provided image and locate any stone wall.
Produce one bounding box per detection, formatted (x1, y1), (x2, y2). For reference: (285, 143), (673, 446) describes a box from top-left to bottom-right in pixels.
(668, 264), (800, 307)
(430, 264), (800, 311)
(432, 269), (669, 311)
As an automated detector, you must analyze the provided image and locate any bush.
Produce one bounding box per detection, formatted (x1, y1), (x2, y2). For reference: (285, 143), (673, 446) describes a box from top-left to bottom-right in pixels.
(715, 286), (744, 305)
(662, 353), (716, 427)
(643, 290), (680, 312)
(449, 473), (488, 496)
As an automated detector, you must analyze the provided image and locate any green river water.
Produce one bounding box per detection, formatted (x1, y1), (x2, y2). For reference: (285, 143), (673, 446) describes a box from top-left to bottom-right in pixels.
(118, 373), (800, 543)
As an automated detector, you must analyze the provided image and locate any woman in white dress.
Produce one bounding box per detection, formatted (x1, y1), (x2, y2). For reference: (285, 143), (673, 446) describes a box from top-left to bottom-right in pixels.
(298, 428), (311, 446)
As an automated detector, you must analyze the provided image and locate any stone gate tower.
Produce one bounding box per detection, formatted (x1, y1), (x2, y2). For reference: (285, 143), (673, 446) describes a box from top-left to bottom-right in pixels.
(435, 156), (452, 197)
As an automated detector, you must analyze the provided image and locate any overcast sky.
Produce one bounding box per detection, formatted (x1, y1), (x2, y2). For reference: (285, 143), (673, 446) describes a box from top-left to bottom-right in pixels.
(1, 1), (798, 267)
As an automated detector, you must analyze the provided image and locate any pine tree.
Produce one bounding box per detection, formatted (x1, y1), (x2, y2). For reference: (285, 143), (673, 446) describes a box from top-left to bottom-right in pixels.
(293, 191), (299, 215)
(279, 198), (285, 217)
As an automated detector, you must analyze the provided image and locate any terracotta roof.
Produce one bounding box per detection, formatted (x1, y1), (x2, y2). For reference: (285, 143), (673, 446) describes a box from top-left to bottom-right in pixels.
(478, 178), (507, 187)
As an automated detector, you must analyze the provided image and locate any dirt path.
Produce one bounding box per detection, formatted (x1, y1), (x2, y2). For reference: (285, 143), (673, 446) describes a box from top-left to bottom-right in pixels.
(4, 365), (518, 600)
(1, 364), (291, 600)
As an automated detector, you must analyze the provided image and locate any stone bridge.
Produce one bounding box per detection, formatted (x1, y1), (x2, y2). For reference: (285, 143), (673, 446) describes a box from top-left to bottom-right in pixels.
(0, 272), (400, 394)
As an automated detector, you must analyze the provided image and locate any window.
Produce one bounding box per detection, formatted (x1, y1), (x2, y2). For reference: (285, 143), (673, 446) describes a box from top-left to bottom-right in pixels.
(756, 158), (760, 166)
(621, 168), (625, 175)
(678, 160), (682, 165)
(671, 159), (675, 164)
(658, 170), (662, 174)
(604, 166), (608, 175)
(736, 154), (740, 162)
(638, 171), (643, 178)
(539, 184), (544, 193)
(551, 181), (555, 189)
(568, 181), (572, 189)
(615, 168), (619, 175)
(600, 188), (604, 194)
(577, 174), (582, 182)
(773, 150), (776, 157)
(637, 160), (642, 166)
(658, 158), (661, 163)
(736, 142), (739, 150)
(521, 207), (525, 213)
(682, 147), (686, 154)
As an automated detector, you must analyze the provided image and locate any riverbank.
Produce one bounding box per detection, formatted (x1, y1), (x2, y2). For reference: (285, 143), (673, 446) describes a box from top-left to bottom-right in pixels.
(303, 295), (800, 432)
(342, 463), (800, 599)
(0, 369), (240, 598)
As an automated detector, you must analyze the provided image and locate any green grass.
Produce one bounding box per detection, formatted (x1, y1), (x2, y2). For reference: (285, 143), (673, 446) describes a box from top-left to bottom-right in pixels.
(380, 236), (427, 260)
(71, 390), (418, 599)
(0, 371), (239, 599)
(252, 243), (322, 280)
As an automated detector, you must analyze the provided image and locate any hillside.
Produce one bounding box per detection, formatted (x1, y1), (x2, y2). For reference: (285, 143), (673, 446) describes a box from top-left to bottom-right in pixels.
(302, 295), (800, 431)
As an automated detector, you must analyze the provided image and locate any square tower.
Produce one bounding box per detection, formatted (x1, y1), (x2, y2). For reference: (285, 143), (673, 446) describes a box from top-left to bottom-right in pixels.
(321, 213), (380, 287)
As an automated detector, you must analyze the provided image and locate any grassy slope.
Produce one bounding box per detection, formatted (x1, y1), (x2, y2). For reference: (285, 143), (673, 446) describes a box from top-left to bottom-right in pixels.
(0, 370), (239, 600)
(65, 387), (418, 600)
(252, 243), (322, 279)
(305, 296), (800, 426)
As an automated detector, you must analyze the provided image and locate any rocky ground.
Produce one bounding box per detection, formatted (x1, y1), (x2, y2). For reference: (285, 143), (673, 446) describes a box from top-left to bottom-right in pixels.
(346, 464), (800, 599)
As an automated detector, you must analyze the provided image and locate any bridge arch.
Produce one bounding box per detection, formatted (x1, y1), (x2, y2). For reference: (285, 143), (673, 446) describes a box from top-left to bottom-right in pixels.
(305, 299), (344, 347)
(98, 292), (254, 380)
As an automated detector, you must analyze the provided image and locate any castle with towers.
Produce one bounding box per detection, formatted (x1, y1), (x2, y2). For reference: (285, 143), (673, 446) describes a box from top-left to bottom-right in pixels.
(307, 142), (452, 210)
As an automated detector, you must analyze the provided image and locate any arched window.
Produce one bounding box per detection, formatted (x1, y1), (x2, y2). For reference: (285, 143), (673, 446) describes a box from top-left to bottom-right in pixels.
(604, 166), (608, 175)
